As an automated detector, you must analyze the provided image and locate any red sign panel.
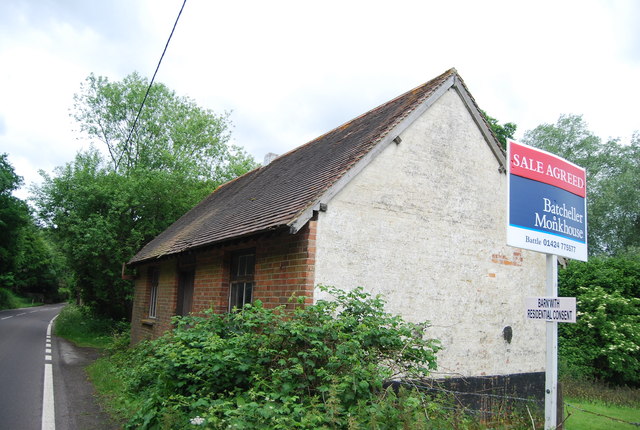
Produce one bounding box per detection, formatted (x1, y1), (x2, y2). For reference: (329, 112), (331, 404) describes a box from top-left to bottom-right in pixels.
(509, 141), (586, 197)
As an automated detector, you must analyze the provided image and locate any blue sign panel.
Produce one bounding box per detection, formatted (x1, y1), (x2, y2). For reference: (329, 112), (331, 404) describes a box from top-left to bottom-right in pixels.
(510, 175), (586, 243)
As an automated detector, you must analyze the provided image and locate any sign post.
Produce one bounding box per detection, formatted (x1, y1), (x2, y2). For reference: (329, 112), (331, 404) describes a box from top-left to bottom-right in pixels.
(506, 139), (587, 429)
(545, 254), (559, 429)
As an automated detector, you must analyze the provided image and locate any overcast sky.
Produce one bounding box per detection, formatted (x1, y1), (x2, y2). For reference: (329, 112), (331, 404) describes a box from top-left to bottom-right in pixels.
(1, 0), (638, 199)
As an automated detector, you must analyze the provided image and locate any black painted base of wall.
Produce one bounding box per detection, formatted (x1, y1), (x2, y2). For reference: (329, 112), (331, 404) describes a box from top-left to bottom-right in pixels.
(390, 372), (545, 416)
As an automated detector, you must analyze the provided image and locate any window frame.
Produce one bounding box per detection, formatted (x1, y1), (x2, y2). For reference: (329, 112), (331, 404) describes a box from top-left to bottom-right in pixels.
(228, 249), (256, 312)
(148, 267), (159, 319)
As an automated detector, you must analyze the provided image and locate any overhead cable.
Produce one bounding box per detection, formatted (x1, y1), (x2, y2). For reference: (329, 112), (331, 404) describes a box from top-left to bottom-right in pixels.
(124, 0), (188, 149)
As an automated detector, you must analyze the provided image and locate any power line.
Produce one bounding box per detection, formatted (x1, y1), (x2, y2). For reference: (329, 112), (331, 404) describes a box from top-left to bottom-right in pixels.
(124, 0), (188, 149)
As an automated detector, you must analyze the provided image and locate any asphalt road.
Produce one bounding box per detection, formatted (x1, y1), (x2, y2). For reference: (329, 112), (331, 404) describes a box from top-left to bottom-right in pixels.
(0, 304), (117, 430)
(0, 304), (63, 429)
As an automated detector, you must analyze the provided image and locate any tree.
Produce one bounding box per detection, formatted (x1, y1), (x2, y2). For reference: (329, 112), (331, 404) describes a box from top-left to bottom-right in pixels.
(589, 134), (640, 253)
(0, 154), (66, 300)
(72, 72), (256, 181)
(481, 110), (517, 150)
(34, 73), (258, 319)
(523, 115), (639, 255)
(0, 154), (30, 287)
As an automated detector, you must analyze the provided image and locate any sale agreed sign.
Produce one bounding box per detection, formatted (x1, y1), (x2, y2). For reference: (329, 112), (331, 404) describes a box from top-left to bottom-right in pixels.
(507, 140), (588, 261)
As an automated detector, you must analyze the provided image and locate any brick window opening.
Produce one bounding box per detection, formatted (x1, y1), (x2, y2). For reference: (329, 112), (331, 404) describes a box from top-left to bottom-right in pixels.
(229, 250), (255, 311)
(176, 268), (195, 316)
(148, 267), (159, 318)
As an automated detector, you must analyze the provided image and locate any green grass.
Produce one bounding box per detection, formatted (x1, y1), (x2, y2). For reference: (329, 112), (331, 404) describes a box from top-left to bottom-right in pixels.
(86, 355), (136, 425)
(561, 378), (640, 429)
(563, 398), (640, 429)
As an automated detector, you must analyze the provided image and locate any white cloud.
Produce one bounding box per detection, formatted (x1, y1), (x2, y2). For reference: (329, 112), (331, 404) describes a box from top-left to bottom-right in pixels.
(1, 0), (638, 201)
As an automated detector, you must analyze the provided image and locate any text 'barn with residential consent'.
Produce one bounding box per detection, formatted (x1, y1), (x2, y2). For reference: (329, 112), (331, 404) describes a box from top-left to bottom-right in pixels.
(128, 68), (546, 380)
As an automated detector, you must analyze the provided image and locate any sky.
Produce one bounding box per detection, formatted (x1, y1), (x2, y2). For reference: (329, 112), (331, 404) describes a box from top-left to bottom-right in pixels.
(1, 0), (639, 200)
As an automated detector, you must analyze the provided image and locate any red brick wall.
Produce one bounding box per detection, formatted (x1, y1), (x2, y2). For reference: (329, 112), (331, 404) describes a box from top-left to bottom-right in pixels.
(130, 259), (179, 343)
(130, 220), (317, 344)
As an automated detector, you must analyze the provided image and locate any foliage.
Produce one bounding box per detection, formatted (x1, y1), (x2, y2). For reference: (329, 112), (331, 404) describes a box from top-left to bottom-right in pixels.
(54, 304), (130, 349)
(0, 154), (66, 300)
(561, 376), (640, 408)
(0, 153), (30, 282)
(105, 287), (444, 429)
(0, 287), (44, 310)
(34, 72), (258, 319)
(558, 255), (640, 387)
(481, 110), (517, 150)
(71, 72), (256, 180)
(523, 115), (640, 255)
(0, 288), (10, 309)
(0, 288), (19, 310)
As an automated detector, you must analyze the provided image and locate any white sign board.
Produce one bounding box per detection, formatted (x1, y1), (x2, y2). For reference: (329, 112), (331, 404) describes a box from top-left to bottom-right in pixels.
(525, 297), (576, 323)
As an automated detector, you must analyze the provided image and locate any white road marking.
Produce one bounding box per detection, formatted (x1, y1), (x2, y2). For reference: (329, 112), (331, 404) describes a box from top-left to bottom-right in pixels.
(42, 363), (55, 430)
(42, 314), (58, 430)
(1, 316), (12, 320)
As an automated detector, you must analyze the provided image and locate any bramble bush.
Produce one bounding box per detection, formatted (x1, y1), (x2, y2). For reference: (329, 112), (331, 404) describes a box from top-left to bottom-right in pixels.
(113, 286), (445, 429)
(559, 254), (640, 387)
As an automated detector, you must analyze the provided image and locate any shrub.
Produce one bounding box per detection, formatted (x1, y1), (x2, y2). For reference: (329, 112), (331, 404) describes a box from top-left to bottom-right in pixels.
(559, 255), (640, 386)
(0, 287), (13, 309)
(55, 304), (129, 348)
(114, 286), (442, 429)
(0, 287), (38, 310)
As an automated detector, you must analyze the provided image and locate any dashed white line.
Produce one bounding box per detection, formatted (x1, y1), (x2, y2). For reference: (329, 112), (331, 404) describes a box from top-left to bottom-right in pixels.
(42, 362), (55, 430)
(42, 314), (58, 430)
(1, 316), (12, 320)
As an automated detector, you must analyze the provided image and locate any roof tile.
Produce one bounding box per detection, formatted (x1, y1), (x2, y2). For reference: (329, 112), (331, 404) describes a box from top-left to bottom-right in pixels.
(129, 68), (458, 264)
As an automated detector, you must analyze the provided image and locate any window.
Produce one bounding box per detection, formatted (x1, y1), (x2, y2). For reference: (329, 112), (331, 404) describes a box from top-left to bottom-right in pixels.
(176, 268), (195, 316)
(148, 267), (159, 318)
(229, 250), (255, 311)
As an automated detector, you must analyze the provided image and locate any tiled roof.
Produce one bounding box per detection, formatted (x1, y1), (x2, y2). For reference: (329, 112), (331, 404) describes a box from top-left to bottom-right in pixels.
(129, 68), (499, 265)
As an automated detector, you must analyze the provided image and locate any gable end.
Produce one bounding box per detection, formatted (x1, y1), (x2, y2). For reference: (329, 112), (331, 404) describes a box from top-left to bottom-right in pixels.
(288, 72), (506, 234)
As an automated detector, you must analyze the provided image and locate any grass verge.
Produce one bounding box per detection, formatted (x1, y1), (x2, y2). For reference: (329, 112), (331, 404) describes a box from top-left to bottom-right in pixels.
(563, 398), (640, 429)
(86, 353), (140, 424)
(561, 378), (640, 429)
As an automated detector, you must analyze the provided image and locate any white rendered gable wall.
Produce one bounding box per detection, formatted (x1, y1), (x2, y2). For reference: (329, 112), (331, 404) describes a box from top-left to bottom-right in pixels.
(314, 89), (546, 377)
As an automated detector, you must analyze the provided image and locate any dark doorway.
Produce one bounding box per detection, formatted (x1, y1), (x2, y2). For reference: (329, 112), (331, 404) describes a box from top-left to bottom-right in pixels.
(176, 269), (195, 316)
